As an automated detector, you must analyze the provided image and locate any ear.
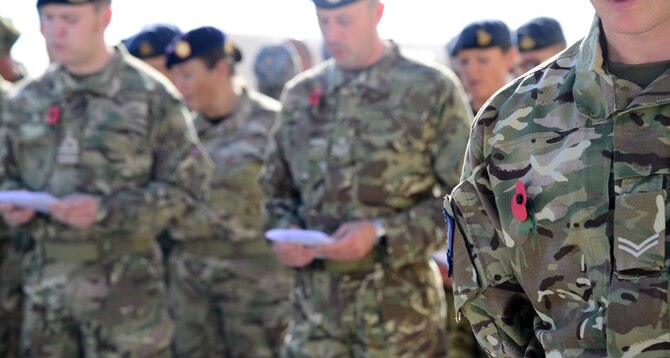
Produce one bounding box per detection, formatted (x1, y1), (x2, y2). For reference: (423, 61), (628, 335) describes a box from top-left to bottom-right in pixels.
(214, 59), (230, 79)
(375, 2), (384, 24)
(505, 47), (518, 72)
(101, 6), (112, 30)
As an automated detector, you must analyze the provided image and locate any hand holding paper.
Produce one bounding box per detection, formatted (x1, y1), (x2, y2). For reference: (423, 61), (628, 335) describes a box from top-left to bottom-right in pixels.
(0, 203), (35, 227)
(50, 194), (99, 229)
(0, 191), (57, 213)
(0, 191), (55, 227)
(265, 228), (333, 268)
(264, 229), (335, 247)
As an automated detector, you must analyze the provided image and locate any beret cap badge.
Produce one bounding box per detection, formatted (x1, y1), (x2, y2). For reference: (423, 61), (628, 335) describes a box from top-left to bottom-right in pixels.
(138, 41), (154, 57)
(476, 28), (492, 47)
(174, 40), (191, 59)
(520, 35), (536, 51)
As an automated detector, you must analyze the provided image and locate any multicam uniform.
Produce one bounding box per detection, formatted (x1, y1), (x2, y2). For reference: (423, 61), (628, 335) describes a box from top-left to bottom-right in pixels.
(0, 75), (21, 358)
(168, 88), (292, 358)
(0, 46), (212, 357)
(445, 17), (670, 357)
(262, 43), (472, 357)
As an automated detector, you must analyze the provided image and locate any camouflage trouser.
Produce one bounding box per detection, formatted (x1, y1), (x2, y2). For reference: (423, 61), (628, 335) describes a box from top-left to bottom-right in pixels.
(444, 287), (482, 358)
(0, 238), (20, 358)
(168, 246), (293, 358)
(21, 242), (174, 357)
(282, 260), (447, 357)
(0, 232), (30, 358)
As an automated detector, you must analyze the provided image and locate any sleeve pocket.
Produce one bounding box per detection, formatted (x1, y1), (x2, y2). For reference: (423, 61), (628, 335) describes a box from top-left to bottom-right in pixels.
(613, 191), (666, 276)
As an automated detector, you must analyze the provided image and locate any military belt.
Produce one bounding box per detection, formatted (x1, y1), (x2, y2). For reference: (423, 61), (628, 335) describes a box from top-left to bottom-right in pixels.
(43, 237), (154, 263)
(178, 239), (272, 258)
(312, 250), (378, 273)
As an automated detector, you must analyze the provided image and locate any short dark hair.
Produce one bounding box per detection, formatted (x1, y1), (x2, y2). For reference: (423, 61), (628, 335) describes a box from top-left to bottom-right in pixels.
(200, 43), (242, 74)
(93, 0), (112, 11)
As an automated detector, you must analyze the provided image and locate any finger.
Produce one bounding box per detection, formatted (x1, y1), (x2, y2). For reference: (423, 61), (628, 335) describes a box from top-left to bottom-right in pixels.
(68, 198), (96, 209)
(314, 242), (343, 257)
(0, 203), (15, 211)
(12, 207), (35, 218)
(68, 206), (95, 217)
(49, 201), (68, 215)
(274, 243), (302, 258)
(6, 210), (32, 226)
(331, 225), (352, 241)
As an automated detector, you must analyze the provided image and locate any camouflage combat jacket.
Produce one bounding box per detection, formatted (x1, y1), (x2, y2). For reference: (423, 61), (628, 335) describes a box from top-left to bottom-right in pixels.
(169, 88), (279, 245)
(445, 17), (670, 357)
(0, 46), (212, 245)
(263, 43), (472, 269)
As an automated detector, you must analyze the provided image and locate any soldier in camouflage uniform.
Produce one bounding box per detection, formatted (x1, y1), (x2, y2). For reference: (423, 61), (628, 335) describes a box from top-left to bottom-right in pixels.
(514, 17), (566, 77)
(445, 1), (670, 356)
(165, 26), (292, 358)
(261, 0), (472, 356)
(0, 20), (35, 357)
(0, 20), (33, 351)
(0, 0), (212, 356)
(125, 23), (181, 83)
(253, 44), (300, 100)
(0, 76), (18, 358)
(452, 20), (517, 115)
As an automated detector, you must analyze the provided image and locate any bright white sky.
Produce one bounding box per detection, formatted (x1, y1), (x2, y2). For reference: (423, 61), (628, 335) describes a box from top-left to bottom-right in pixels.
(4, 0), (597, 76)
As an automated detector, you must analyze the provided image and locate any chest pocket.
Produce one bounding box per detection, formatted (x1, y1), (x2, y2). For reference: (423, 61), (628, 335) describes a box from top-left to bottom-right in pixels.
(606, 109), (670, 352)
(489, 126), (609, 247)
(284, 114), (330, 209)
(611, 109), (670, 276)
(208, 135), (265, 186)
(14, 115), (58, 190)
(80, 98), (152, 189)
(354, 106), (432, 209)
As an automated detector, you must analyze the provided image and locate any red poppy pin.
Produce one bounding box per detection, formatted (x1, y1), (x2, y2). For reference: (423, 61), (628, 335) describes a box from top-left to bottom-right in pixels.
(47, 104), (61, 126)
(511, 181), (528, 222)
(308, 88), (323, 107)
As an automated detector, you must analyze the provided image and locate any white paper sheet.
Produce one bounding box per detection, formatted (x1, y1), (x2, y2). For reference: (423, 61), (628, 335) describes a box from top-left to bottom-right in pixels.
(0, 191), (57, 213)
(264, 229), (335, 247)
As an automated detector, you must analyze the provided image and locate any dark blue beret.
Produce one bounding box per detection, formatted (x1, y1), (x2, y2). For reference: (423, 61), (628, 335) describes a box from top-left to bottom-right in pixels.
(37, 0), (97, 7)
(516, 17), (566, 52)
(254, 45), (298, 86)
(126, 24), (180, 59)
(312, 0), (362, 9)
(166, 26), (225, 69)
(451, 20), (512, 56)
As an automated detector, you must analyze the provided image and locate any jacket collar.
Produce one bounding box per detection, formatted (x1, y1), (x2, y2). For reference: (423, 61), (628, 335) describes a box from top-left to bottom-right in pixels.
(574, 16), (670, 119)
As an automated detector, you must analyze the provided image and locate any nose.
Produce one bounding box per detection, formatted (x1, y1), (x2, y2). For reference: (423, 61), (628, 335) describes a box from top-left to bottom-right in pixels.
(53, 20), (66, 39)
(462, 62), (477, 78)
(321, 22), (341, 44)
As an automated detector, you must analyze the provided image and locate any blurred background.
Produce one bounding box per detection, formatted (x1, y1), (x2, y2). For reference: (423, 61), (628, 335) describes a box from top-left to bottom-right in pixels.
(2, 0), (596, 84)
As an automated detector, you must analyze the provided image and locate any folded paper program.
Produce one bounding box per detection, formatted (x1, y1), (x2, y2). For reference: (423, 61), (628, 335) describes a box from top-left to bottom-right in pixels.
(0, 191), (57, 213)
(264, 228), (335, 246)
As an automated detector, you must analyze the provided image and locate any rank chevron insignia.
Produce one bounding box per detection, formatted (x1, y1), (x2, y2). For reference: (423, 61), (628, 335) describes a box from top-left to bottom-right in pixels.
(617, 234), (660, 258)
